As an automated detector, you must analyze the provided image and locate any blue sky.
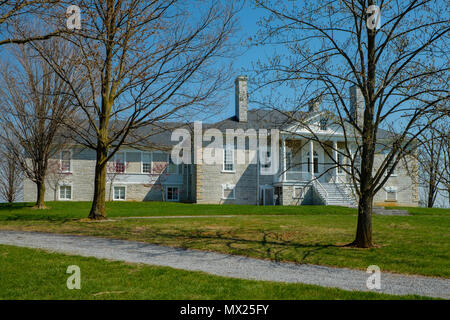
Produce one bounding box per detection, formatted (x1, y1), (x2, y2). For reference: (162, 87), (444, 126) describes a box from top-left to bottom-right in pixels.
(217, 4), (267, 121)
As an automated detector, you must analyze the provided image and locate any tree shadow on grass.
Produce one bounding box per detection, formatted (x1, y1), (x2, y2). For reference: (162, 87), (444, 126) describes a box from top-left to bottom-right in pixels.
(134, 227), (339, 265)
(0, 203), (35, 211)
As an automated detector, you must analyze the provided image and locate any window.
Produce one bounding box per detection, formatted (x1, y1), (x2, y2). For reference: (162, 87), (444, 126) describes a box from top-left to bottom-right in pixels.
(113, 186), (126, 201)
(114, 152), (125, 173)
(223, 147), (234, 172)
(293, 186), (303, 199)
(387, 190), (397, 201)
(166, 187), (180, 201)
(319, 118), (328, 130)
(337, 153), (343, 173)
(385, 186), (397, 201)
(386, 190), (397, 201)
(307, 151), (319, 173)
(262, 151), (271, 169)
(222, 184), (236, 199)
(60, 151), (71, 172)
(285, 151), (292, 170)
(152, 152), (167, 174)
(59, 185), (72, 200)
(142, 152), (151, 173)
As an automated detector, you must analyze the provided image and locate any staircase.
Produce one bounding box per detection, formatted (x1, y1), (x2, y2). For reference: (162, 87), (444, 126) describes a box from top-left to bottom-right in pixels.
(314, 182), (357, 207)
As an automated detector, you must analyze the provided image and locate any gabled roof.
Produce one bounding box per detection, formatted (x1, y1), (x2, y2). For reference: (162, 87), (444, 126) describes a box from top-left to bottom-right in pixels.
(64, 108), (398, 148)
(204, 108), (395, 139)
(204, 109), (321, 131)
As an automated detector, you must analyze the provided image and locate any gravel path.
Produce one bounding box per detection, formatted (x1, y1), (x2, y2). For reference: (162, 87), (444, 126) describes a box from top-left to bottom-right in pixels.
(0, 230), (448, 299)
(117, 215), (237, 219)
(117, 215), (284, 219)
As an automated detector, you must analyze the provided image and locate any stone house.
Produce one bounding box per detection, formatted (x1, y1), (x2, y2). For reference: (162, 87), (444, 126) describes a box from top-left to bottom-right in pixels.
(23, 76), (419, 207)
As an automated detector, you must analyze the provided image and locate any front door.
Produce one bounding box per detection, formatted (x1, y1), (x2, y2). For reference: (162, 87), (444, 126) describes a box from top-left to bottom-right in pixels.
(260, 186), (274, 205)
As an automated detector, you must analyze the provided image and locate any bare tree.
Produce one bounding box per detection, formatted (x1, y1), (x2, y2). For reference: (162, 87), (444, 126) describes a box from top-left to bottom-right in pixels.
(253, 0), (449, 247)
(0, 1), (64, 46)
(440, 128), (450, 207)
(416, 120), (447, 207)
(0, 144), (23, 203)
(31, 0), (239, 219)
(0, 39), (82, 208)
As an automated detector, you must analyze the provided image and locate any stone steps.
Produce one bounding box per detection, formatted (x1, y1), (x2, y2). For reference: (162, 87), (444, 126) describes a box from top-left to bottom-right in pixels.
(315, 182), (357, 207)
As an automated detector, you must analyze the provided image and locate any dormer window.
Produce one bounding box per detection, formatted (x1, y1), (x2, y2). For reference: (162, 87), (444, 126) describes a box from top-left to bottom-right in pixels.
(319, 118), (328, 130)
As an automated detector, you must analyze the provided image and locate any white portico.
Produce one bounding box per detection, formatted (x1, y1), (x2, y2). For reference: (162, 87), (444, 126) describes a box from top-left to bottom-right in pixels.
(273, 129), (357, 207)
(277, 133), (351, 183)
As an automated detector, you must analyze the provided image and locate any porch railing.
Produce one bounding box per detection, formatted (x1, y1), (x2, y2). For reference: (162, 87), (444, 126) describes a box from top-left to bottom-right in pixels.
(313, 179), (328, 205)
(285, 171), (310, 181)
(282, 170), (335, 183)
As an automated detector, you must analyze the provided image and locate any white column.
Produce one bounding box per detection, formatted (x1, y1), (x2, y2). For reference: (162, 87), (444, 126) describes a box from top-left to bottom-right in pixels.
(333, 140), (338, 182)
(281, 137), (286, 182)
(309, 139), (314, 180)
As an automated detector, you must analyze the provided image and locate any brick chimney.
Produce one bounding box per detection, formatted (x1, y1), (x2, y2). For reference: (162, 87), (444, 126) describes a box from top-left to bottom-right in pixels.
(235, 76), (248, 122)
(350, 85), (364, 128)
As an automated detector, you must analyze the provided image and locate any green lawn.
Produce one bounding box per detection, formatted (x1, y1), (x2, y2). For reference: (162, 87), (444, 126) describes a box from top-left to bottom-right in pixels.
(0, 201), (358, 220)
(0, 202), (449, 278)
(0, 244), (429, 300)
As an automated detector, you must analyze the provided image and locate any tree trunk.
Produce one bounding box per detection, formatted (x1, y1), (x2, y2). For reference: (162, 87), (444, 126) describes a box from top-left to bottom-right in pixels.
(88, 146), (108, 220)
(35, 180), (46, 209)
(348, 0), (376, 249)
(427, 187), (434, 208)
(7, 162), (14, 203)
(427, 166), (436, 208)
(427, 183), (435, 208)
(352, 192), (374, 248)
(88, 87), (111, 219)
(109, 182), (113, 202)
